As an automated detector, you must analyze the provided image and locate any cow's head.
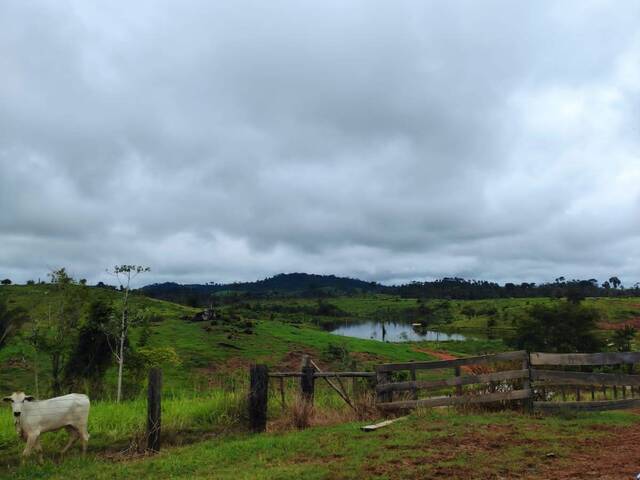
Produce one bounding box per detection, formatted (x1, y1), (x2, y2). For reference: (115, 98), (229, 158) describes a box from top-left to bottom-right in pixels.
(2, 392), (35, 419)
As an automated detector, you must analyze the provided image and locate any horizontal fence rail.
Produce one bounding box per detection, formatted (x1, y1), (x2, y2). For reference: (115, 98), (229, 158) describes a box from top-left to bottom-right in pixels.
(376, 369), (529, 394)
(268, 371), (375, 378)
(530, 352), (640, 366)
(534, 398), (640, 412)
(378, 389), (532, 411)
(532, 370), (640, 387)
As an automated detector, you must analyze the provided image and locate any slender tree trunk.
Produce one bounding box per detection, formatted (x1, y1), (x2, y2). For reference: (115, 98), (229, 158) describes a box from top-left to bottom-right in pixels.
(33, 350), (39, 398)
(116, 335), (125, 402)
(52, 351), (61, 396)
(116, 288), (129, 403)
(116, 309), (126, 403)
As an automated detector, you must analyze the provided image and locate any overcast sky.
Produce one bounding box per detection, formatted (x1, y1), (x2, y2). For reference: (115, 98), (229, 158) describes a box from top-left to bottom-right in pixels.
(1, 0), (639, 287)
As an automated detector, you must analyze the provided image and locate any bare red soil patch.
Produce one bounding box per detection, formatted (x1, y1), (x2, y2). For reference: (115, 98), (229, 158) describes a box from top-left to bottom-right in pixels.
(274, 349), (320, 371)
(598, 317), (640, 330)
(530, 420), (640, 479)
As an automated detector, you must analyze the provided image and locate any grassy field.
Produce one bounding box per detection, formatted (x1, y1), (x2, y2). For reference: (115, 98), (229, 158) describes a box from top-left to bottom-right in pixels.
(4, 408), (640, 479)
(2, 285), (640, 478)
(2, 285), (639, 395)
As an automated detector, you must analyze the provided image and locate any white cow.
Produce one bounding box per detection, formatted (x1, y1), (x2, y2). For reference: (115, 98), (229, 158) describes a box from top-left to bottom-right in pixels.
(2, 392), (90, 461)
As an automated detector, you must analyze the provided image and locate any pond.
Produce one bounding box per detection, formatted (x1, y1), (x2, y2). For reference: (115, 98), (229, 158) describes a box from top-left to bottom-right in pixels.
(324, 320), (470, 342)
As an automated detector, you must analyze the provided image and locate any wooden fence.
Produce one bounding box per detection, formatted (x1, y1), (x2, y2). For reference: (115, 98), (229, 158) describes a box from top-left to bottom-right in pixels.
(530, 352), (640, 411)
(375, 350), (640, 413)
(375, 350), (532, 411)
(248, 355), (375, 432)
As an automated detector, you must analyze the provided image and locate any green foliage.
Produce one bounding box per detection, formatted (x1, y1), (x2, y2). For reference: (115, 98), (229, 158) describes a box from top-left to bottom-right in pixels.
(40, 269), (88, 395)
(136, 309), (153, 347)
(0, 297), (28, 348)
(62, 300), (113, 396)
(322, 343), (349, 364)
(137, 346), (181, 368)
(511, 301), (602, 352)
(611, 325), (637, 352)
(315, 299), (348, 317)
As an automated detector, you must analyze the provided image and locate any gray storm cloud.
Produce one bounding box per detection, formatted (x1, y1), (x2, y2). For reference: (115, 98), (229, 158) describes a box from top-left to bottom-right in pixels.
(1, 0), (639, 286)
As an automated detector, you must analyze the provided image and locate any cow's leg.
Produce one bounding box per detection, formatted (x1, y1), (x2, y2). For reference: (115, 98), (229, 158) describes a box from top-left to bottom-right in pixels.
(61, 426), (79, 454)
(78, 424), (90, 455)
(21, 433), (39, 463)
(34, 437), (44, 464)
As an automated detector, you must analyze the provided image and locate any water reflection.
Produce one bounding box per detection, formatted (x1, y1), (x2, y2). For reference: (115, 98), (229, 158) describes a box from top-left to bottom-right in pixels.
(325, 320), (469, 342)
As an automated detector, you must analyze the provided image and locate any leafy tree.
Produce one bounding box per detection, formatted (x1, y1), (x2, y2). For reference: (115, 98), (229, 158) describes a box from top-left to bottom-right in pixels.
(1, 279), (11, 285)
(0, 297), (28, 348)
(106, 264), (150, 402)
(609, 276), (622, 289)
(565, 286), (586, 304)
(62, 300), (113, 396)
(511, 301), (602, 353)
(40, 268), (87, 396)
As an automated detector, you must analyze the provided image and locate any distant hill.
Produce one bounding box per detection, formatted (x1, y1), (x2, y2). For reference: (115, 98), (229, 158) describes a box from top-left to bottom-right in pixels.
(140, 273), (390, 305)
(140, 274), (640, 305)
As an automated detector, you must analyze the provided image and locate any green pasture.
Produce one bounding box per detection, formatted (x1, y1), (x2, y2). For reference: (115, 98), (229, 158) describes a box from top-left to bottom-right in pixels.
(4, 407), (639, 479)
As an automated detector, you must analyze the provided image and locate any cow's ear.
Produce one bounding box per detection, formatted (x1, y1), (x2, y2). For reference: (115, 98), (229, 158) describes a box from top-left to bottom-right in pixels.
(2, 397), (11, 403)
(24, 396), (35, 402)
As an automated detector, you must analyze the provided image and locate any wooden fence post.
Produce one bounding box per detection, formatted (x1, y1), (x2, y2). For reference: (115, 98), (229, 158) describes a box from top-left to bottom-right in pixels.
(146, 368), (162, 453)
(279, 377), (286, 411)
(375, 366), (392, 404)
(522, 353), (533, 413)
(249, 364), (269, 433)
(454, 366), (462, 397)
(411, 363), (418, 400)
(300, 355), (315, 402)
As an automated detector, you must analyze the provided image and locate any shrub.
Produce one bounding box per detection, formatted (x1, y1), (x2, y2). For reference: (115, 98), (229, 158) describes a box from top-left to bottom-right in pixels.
(289, 396), (314, 429)
(511, 301), (602, 353)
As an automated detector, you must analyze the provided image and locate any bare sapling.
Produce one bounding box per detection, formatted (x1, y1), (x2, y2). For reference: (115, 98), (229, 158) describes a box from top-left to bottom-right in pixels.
(107, 265), (150, 403)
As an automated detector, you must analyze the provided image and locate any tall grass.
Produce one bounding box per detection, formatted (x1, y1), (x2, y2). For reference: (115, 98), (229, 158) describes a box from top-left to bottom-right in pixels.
(0, 380), (374, 465)
(0, 390), (247, 464)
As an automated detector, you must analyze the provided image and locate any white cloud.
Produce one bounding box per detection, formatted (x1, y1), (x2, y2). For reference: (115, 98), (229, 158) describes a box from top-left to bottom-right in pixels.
(1, 0), (639, 286)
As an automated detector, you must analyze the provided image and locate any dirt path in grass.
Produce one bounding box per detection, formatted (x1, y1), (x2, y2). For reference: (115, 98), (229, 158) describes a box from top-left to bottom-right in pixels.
(411, 347), (480, 373)
(412, 347), (460, 362)
(529, 419), (640, 479)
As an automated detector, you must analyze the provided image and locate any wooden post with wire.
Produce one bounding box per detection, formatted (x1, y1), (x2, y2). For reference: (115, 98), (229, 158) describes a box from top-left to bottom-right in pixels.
(300, 355), (315, 402)
(249, 364), (269, 433)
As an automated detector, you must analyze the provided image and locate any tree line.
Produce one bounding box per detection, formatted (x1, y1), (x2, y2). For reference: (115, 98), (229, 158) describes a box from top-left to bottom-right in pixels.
(397, 276), (638, 300)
